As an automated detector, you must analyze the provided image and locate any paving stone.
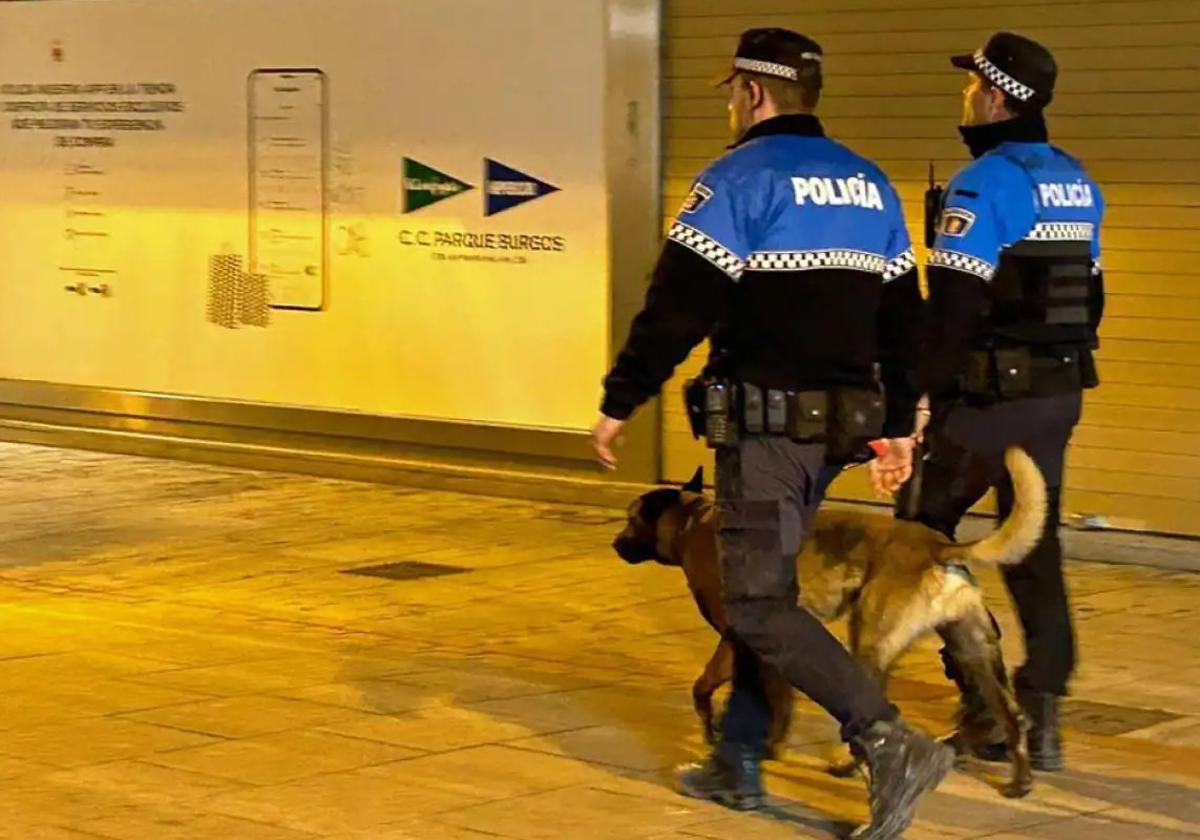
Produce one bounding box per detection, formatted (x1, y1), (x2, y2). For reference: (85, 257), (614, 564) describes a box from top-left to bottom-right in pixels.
(148, 729), (420, 786)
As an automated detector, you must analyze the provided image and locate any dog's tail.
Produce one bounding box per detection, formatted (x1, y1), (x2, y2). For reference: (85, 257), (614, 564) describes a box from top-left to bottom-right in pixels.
(942, 447), (1047, 567)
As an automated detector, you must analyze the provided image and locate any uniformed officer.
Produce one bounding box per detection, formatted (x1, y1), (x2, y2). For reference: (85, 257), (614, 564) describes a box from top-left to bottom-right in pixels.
(908, 32), (1105, 772)
(591, 29), (952, 840)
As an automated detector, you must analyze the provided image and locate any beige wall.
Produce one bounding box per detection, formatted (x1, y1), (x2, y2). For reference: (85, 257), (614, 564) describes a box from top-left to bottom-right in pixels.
(0, 0), (610, 432)
(660, 0), (1200, 535)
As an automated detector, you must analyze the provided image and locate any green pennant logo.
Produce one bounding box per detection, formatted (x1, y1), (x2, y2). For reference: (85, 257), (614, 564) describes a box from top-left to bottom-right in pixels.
(402, 158), (473, 213)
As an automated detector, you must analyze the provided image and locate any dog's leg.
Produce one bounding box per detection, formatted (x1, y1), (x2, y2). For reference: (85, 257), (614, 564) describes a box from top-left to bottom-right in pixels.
(761, 663), (795, 760)
(825, 615), (896, 779)
(824, 641), (891, 780)
(943, 614), (1032, 799)
(847, 606), (864, 661)
(862, 598), (942, 688)
(693, 638), (735, 746)
(824, 640), (899, 779)
(826, 588), (939, 779)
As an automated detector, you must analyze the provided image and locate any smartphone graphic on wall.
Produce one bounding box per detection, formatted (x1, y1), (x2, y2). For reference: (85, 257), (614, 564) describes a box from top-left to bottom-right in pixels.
(248, 68), (327, 310)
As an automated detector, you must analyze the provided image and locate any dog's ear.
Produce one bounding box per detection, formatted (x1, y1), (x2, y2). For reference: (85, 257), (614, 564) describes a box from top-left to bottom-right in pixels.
(637, 487), (683, 525)
(682, 466), (704, 494)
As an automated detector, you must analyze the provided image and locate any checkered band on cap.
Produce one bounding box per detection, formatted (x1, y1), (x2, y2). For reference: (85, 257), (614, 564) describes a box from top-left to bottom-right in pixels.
(747, 249), (886, 274)
(882, 248), (917, 282)
(1025, 222), (1095, 242)
(929, 248), (997, 281)
(973, 49), (1036, 101)
(732, 55), (820, 81)
(668, 222), (745, 279)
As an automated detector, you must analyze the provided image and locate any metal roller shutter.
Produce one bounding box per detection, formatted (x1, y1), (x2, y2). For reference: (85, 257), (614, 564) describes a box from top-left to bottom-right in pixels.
(660, 0), (1200, 535)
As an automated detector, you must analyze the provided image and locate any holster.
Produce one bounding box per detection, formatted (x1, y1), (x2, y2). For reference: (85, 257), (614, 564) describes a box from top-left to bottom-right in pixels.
(684, 377), (738, 447)
(684, 377), (708, 439)
(826, 388), (886, 464)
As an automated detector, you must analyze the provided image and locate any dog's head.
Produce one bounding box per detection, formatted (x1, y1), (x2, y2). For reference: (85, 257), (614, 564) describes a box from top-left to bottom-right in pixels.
(612, 467), (703, 566)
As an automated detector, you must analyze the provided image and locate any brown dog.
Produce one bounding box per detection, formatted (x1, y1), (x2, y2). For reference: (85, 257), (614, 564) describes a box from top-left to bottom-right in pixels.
(613, 469), (796, 757)
(613, 447), (1046, 799)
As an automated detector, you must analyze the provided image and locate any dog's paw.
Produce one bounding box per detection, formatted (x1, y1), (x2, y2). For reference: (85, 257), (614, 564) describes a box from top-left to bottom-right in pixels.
(1003, 765), (1035, 799)
(826, 756), (861, 778)
(1003, 778), (1034, 799)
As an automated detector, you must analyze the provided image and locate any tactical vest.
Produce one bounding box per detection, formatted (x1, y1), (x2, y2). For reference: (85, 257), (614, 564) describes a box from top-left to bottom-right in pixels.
(981, 147), (1096, 349)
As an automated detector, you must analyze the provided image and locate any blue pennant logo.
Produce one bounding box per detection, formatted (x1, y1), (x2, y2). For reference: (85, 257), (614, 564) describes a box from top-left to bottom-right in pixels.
(484, 159), (559, 217)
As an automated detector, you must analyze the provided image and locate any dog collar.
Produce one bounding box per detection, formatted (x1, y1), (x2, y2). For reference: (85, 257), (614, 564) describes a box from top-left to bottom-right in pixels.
(664, 496), (710, 560)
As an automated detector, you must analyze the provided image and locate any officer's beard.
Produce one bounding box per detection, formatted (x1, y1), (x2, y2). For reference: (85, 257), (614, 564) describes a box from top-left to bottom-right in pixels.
(728, 106), (751, 143)
(727, 79), (759, 143)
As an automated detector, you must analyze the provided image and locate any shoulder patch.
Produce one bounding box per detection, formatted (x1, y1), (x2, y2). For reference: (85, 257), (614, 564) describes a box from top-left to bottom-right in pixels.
(940, 207), (976, 237)
(681, 183), (714, 214)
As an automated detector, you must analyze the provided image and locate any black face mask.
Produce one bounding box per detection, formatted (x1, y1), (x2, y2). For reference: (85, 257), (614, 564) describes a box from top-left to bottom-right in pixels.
(958, 112), (1049, 159)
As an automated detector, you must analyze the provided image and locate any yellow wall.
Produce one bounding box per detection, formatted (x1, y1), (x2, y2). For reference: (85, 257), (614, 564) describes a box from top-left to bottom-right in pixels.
(660, 0), (1200, 535)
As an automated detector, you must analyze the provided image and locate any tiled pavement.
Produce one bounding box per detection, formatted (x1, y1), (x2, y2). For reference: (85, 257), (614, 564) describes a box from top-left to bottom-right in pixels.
(1, 441), (1198, 839)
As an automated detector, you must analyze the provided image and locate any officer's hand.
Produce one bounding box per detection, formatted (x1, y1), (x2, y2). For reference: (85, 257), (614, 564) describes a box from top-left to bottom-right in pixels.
(591, 415), (626, 470)
(868, 437), (915, 497)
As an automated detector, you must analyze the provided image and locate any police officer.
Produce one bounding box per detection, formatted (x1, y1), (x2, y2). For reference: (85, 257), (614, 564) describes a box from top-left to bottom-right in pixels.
(591, 29), (952, 840)
(909, 32), (1105, 771)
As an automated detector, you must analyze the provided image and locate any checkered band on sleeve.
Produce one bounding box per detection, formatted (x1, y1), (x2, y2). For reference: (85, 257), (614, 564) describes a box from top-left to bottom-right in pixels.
(1025, 222), (1095, 241)
(668, 222), (745, 279)
(973, 50), (1036, 101)
(929, 248), (997, 281)
(882, 248), (917, 282)
(747, 249), (886, 274)
(1092, 259), (1102, 276)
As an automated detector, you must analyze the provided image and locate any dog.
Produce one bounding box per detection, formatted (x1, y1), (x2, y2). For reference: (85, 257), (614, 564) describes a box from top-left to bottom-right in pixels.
(612, 446), (1046, 799)
(613, 473), (797, 758)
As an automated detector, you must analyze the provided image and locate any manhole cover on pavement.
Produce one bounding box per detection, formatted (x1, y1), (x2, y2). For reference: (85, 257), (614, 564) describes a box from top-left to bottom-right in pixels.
(1061, 699), (1181, 736)
(341, 561), (468, 581)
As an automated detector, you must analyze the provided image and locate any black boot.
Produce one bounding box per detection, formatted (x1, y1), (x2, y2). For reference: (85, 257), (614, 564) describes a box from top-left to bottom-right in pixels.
(674, 747), (764, 811)
(849, 719), (955, 840)
(1019, 689), (1063, 771)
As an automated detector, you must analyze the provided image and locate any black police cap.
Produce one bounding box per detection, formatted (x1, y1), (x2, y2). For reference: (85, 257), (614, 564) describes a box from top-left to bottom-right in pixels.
(952, 32), (1058, 106)
(717, 28), (823, 86)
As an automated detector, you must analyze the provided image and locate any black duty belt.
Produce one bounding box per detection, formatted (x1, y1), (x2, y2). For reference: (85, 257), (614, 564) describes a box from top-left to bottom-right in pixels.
(684, 378), (884, 453)
(963, 347), (1097, 402)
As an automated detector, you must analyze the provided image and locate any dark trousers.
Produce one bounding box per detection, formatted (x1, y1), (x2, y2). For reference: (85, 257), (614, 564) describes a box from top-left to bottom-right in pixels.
(715, 437), (896, 757)
(913, 392), (1082, 696)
